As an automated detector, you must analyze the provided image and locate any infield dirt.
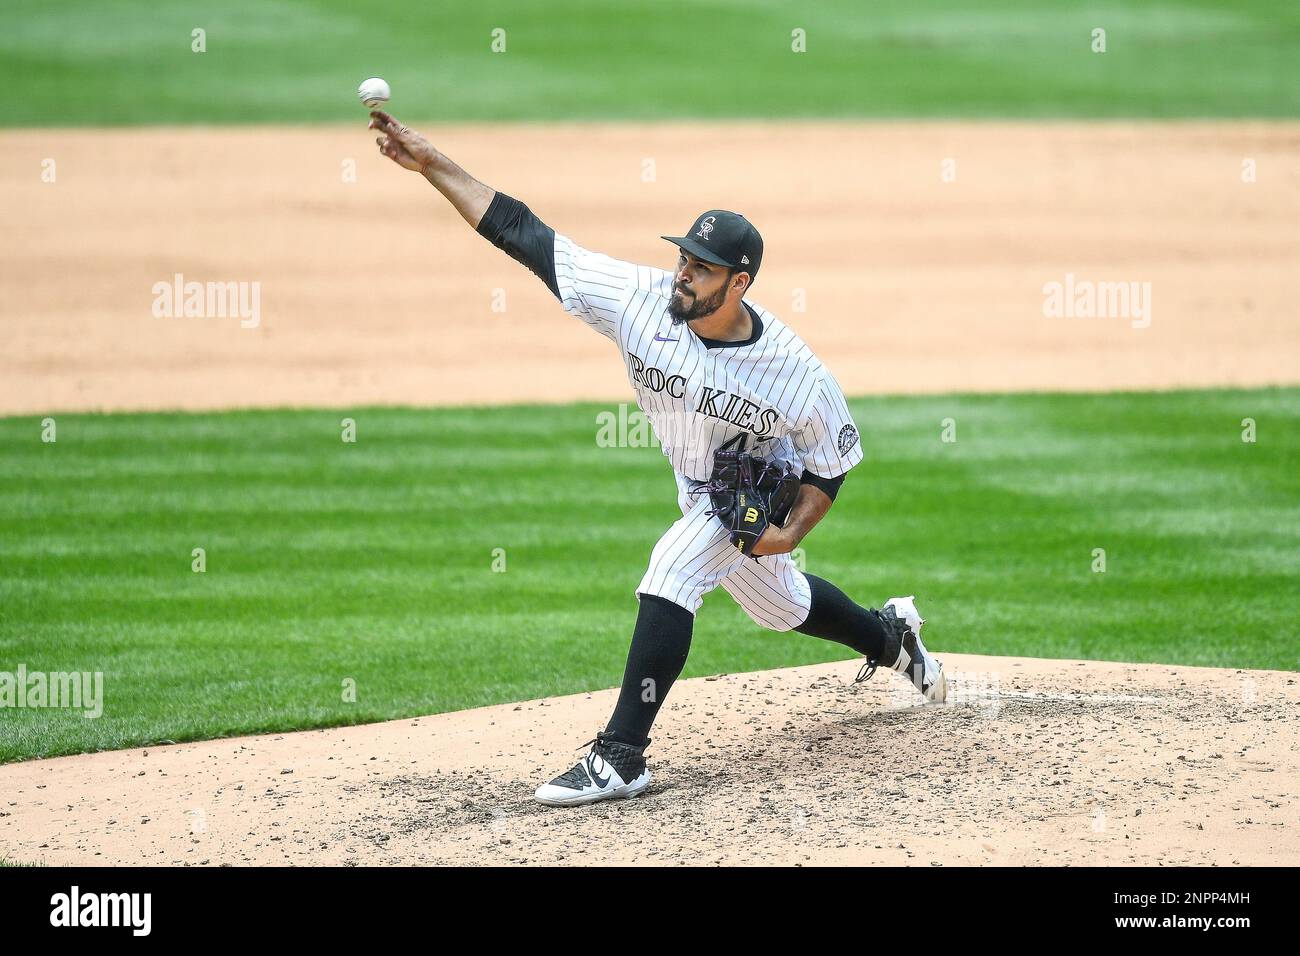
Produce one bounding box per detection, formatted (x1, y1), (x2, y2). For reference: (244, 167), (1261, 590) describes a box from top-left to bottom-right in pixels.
(1, 654), (1295, 866)
(2, 121), (1297, 414)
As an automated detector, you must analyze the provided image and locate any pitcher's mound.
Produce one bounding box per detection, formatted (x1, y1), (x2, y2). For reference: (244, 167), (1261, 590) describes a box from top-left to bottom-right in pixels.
(1, 654), (1294, 866)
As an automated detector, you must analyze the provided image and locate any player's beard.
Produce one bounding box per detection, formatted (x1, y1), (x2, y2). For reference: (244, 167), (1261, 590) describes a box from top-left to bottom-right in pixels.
(668, 281), (729, 325)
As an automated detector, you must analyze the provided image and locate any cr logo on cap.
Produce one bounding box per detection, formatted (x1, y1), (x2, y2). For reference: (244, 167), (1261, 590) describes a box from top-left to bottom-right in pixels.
(695, 216), (716, 240)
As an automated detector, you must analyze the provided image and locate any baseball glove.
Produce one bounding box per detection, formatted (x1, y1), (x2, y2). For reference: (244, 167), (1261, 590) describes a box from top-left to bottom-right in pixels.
(700, 434), (800, 557)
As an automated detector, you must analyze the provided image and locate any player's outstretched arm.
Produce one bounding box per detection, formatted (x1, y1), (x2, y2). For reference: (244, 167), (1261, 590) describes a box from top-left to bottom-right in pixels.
(369, 109), (570, 303)
(369, 110), (495, 228)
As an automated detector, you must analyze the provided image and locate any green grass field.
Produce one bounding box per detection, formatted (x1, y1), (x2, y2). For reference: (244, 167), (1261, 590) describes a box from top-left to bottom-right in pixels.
(1, 388), (1296, 763)
(2, 0), (1297, 125)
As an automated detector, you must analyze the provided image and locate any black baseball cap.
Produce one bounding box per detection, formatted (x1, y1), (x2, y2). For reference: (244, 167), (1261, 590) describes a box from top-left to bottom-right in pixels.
(662, 210), (763, 283)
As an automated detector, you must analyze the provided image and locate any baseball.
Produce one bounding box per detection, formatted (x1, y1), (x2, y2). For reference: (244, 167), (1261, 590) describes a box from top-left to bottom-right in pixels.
(357, 77), (391, 109)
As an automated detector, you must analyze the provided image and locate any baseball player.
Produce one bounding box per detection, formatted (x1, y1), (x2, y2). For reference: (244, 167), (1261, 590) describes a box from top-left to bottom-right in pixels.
(369, 111), (948, 807)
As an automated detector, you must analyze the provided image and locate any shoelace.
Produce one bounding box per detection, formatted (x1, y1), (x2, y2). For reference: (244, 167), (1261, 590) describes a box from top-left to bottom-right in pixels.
(854, 605), (914, 684)
(692, 478), (728, 497)
(689, 478), (731, 518)
(552, 735), (609, 789)
(576, 731), (630, 754)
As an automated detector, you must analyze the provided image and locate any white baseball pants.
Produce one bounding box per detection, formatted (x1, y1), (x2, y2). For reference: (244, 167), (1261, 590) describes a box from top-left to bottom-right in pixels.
(635, 473), (813, 630)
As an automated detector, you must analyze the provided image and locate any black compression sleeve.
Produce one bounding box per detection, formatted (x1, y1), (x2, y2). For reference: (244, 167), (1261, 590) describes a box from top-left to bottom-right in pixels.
(800, 469), (845, 502)
(794, 575), (886, 658)
(475, 192), (560, 299)
(603, 594), (695, 748)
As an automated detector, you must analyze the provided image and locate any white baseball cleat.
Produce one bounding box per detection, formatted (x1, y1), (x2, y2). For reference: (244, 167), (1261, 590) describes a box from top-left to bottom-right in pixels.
(855, 595), (948, 703)
(534, 732), (653, 807)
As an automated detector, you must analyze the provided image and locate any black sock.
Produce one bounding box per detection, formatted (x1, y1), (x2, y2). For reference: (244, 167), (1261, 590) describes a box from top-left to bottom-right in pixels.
(794, 574), (886, 659)
(603, 594), (694, 748)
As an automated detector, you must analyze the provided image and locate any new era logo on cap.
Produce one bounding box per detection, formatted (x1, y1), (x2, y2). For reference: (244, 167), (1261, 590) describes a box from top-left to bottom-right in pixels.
(662, 209), (764, 284)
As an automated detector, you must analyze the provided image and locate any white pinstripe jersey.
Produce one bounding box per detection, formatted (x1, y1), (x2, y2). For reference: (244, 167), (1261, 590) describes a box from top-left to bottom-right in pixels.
(553, 232), (864, 482)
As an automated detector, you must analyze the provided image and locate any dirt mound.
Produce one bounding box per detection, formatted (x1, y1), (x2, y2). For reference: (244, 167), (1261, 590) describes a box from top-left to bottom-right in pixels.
(2, 654), (1294, 866)
(2, 121), (1297, 415)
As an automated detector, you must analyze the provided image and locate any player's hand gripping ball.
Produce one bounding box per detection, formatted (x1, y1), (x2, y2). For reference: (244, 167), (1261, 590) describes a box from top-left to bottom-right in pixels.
(369, 110), (435, 173)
